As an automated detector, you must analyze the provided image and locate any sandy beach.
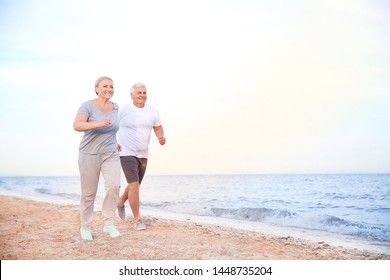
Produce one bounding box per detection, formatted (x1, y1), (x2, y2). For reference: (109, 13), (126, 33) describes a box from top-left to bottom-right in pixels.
(0, 195), (389, 260)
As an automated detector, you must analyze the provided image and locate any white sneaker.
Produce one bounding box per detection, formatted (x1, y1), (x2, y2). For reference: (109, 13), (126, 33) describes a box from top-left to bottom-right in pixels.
(80, 228), (93, 240)
(134, 219), (146, 231)
(103, 225), (121, 238)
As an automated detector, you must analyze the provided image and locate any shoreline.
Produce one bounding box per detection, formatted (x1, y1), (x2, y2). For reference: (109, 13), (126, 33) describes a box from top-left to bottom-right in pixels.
(141, 208), (390, 255)
(1, 195), (389, 260)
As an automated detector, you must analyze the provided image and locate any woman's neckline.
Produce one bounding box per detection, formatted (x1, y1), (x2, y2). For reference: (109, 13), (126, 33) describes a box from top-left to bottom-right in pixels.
(91, 99), (115, 113)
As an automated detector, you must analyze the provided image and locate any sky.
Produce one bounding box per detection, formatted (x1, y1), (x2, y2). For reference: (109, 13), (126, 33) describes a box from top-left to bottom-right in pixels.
(0, 0), (389, 176)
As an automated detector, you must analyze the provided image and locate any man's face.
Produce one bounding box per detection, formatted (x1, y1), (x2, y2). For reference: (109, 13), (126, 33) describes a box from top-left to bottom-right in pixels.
(131, 86), (147, 107)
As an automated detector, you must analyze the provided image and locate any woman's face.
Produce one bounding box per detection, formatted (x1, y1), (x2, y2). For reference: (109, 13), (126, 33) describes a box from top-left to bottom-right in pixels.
(96, 78), (114, 99)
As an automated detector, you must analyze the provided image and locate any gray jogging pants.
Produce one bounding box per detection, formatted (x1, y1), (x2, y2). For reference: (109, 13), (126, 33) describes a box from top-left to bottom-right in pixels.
(78, 151), (121, 230)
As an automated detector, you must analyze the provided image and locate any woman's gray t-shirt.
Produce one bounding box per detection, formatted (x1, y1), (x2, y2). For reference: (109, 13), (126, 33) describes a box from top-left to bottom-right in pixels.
(77, 100), (119, 154)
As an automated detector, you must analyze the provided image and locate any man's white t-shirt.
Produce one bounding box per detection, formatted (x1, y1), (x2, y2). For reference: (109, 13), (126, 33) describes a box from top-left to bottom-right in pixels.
(118, 102), (162, 158)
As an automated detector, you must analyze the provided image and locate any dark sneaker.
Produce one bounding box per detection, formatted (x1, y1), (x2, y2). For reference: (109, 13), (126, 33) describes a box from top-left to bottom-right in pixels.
(117, 205), (126, 220)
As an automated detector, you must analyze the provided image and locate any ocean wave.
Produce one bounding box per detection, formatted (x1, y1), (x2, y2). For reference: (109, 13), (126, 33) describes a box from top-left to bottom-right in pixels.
(34, 188), (80, 201)
(210, 207), (297, 221)
(319, 215), (390, 241)
(203, 207), (390, 242)
(35, 187), (52, 195)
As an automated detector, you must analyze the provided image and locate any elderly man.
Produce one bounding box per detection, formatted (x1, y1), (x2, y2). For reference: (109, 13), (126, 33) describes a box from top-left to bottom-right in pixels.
(117, 82), (166, 230)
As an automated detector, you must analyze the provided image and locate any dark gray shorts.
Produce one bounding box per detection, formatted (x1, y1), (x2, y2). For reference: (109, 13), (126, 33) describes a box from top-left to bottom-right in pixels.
(120, 156), (148, 184)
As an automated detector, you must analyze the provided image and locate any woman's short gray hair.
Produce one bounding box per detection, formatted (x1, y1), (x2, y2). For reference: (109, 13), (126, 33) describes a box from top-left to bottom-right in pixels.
(131, 82), (147, 93)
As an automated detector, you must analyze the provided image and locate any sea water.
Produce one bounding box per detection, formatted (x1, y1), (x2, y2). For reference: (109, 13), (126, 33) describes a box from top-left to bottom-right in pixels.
(1, 174), (389, 254)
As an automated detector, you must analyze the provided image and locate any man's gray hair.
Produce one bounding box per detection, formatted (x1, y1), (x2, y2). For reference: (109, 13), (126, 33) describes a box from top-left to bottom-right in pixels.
(131, 82), (147, 93)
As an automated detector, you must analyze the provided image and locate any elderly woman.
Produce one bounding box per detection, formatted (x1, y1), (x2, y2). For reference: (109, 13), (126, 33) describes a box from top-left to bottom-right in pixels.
(73, 76), (121, 240)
